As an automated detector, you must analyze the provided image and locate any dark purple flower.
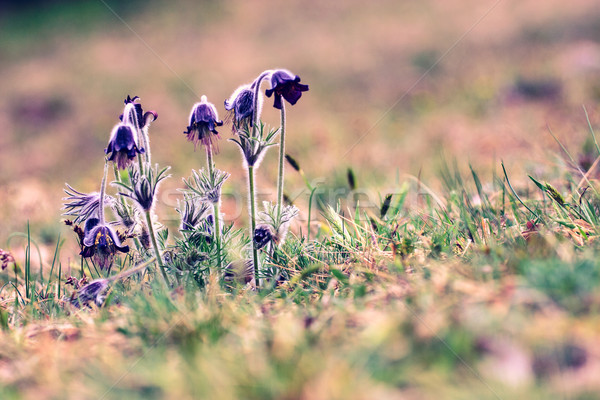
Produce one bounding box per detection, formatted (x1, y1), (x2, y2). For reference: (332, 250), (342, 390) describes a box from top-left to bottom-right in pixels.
(184, 95), (223, 151)
(80, 218), (129, 271)
(224, 83), (263, 131)
(253, 224), (273, 249)
(121, 95), (158, 130)
(105, 123), (145, 170)
(265, 69), (309, 109)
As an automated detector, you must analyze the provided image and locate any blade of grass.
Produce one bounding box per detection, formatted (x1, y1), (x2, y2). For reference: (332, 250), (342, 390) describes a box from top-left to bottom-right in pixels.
(583, 105), (600, 156)
(501, 162), (540, 221)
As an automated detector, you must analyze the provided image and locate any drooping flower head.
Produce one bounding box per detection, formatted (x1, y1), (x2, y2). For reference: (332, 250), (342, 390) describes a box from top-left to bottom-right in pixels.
(121, 95), (158, 131)
(265, 69), (309, 109)
(224, 82), (263, 131)
(253, 224), (274, 249)
(80, 217), (129, 271)
(184, 95), (223, 151)
(105, 123), (145, 170)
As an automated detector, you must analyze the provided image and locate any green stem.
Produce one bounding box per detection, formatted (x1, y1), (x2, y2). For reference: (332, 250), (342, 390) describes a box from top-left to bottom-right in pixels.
(25, 222), (30, 299)
(276, 100), (286, 220)
(248, 165), (259, 286)
(206, 145), (222, 269)
(144, 210), (170, 285)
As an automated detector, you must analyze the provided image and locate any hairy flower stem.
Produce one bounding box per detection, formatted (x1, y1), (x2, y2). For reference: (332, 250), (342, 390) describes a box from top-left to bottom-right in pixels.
(113, 164), (127, 208)
(137, 153), (146, 175)
(141, 127), (151, 164)
(251, 71), (270, 137)
(248, 165), (259, 286)
(246, 71), (271, 287)
(144, 209), (170, 285)
(99, 161), (109, 224)
(206, 145), (222, 270)
(276, 100), (286, 220)
(113, 165), (143, 251)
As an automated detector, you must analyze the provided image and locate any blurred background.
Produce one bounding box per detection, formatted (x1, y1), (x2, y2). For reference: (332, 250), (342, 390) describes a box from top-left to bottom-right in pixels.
(2, 0), (600, 252)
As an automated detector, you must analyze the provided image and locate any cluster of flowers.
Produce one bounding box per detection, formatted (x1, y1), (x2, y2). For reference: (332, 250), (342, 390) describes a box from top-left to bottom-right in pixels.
(63, 68), (308, 290)
(64, 95), (169, 284)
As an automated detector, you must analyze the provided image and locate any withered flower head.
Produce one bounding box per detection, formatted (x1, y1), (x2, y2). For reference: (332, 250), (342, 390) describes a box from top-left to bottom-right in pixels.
(80, 218), (129, 271)
(105, 123), (145, 170)
(184, 95), (223, 151)
(265, 69), (309, 109)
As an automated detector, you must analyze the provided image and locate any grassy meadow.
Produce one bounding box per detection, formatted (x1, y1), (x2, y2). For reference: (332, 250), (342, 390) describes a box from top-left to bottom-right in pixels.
(2, 0), (600, 398)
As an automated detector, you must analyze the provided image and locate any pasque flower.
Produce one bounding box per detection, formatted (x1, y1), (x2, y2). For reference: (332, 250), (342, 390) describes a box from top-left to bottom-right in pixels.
(265, 69), (309, 109)
(80, 217), (129, 270)
(253, 224), (273, 250)
(257, 201), (299, 247)
(224, 83), (263, 130)
(70, 278), (109, 308)
(120, 95), (157, 164)
(184, 95), (223, 151)
(121, 95), (158, 131)
(105, 123), (145, 170)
